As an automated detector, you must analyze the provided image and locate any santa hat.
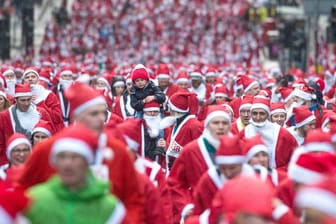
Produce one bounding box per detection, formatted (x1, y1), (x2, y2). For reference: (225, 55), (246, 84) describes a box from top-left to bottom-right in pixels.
(288, 152), (336, 184)
(176, 71), (189, 84)
(117, 119), (143, 152)
(0, 74), (6, 89)
(292, 86), (315, 101)
(2, 69), (14, 78)
(270, 102), (286, 116)
(304, 129), (334, 153)
(6, 133), (31, 159)
(238, 95), (253, 112)
(97, 76), (111, 89)
(250, 97), (270, 115)
(243, 135), (268, 162)
(64, 82), (106, 117)
(50, 124), (98, 164)
(295, 176), (336, 218)
(143, 101), (160, 112)
(131, 64), (149, 83)
(293, 106), (316, 128)
(214, 85), (229, 98)
(156, 63), (170, 79)
(321, 110), (335, 131)
(219, 176), (273, 221)
(14, 84), (32, 98)
(60, 66), (74, 78)
(216, 135), (245, 165)
(189, 68), (203, 80)
(330, 115), (336, 142)
(204, 105), (231, 127)
(32, 120), (54, 137)
(169, 91), (198, 115)
(38, 69), (51, 84)
(23, 67), (39, 79)
(238, 75), (259, 93)
(278, 87), (293, 103)
(205, 66), (218, 78)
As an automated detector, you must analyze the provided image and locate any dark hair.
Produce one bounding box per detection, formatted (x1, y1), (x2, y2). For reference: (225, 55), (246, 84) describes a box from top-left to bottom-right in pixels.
(111, 76), (126, 96)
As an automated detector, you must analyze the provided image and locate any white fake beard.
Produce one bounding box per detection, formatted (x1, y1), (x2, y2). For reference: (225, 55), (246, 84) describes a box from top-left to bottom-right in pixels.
(202, 129), (220, 148)
(6, 79), (16, 96)
(250, 119), (267, 128)
(59, 79), (73, 90)
(144, 114), (161, 138)
(160, 116), (177, 130)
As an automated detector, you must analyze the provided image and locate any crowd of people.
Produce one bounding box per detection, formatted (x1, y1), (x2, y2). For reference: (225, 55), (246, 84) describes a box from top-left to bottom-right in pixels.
(0, 0), (335, 224)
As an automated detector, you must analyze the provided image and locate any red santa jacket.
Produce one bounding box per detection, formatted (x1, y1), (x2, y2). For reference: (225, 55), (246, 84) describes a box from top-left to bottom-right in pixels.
(163, 84), (181, 99)
(0, 106), (53, 165)
(17, 132), (145, 224)
(167, 137), (216, 223)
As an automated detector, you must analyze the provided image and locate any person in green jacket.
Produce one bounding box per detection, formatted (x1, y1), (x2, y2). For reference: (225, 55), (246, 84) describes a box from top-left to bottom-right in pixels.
(24, 124), (126, 224)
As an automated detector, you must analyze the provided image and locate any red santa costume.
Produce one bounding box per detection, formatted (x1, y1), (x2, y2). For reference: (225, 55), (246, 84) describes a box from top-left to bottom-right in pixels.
(17, 82), (145, 224)
(23, 68), (64, 131)
(191, 135), (254, 217)
(166, 106), (232, 223)
(188, 69), (212, 105)
(156, 63), (181, 99)
(0, 84), (52, 165)
(239, 97), (297, 169)
(162, 91), (203, 170)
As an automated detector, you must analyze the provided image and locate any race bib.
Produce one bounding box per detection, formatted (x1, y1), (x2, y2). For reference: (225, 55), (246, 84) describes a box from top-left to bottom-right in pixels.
(167, 141), (183, 158)
(90, 164), (109, 181)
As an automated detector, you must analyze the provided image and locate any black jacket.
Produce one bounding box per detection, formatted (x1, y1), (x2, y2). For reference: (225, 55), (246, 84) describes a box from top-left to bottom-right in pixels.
(130, 81), (166, 111)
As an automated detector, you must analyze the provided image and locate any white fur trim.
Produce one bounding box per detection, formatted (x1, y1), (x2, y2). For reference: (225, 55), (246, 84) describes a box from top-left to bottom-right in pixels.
(51, 138), (94, 164)
(112, 81), (125, 87)
(284, 92), (293, 103)
(215, 155), (245, 165)
(169, 99), (189, 113)
(288, 162), (324, 184)
(176, 78), (189, 83)
(23, 69), (39, 79)
(246, 144), (268, 162)
(32, 127), (51, 137)
(181, 203), (194, 220)
(204, 111), (231, 127)
(3, 69), (14, 77)
(270, 108), (286, 116)
(206, 72), (217, 77)
(321, 118), (329, 130)
(295, 114), (315, 128)
(199, 209), (210, 224)
(250, 103), (270, 115)
(190, 72), (202, 78)
(295, 188), (336, 218)
(73, 96), (106, 116)
(292, 88), (312, 101)
(272, 204), (289, 221)
(239, 103), (252, 113)
(0, 206), (13, 224)
(60, 70), (73, 77)
(124, 136), (139, 152)
(143, 107), (160, 112)
(304, 142), (334, 153)
(6, 138), (31, 159)
(156, 74), (170, 79)
(15, 92), (32, 98)
(244, 80), (259, 93)
(332, 134), (336, 142)
(105, 202), (126, 224)
(39, 77), (50, 84)
(214, 92), (228, 98)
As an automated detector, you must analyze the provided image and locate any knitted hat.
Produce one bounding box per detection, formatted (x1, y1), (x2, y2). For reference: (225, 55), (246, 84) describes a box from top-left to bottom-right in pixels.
(169, 91), (198, 114)
(131, 64), (149, 83)
(243, 135), (268, 162)
(32, 120), (54, 137)
(14, 84), (32, 98)
(204, 105), (231, 127)
(50, 124), (98, 164)
(23, 67), (39, 79)
(216, 135), (245, 165)
(143, 101), (160, 112)
(288, 152), (336, 184)
(295, 176), (336, 218)
(250, 97), (270, 115)
(270, 102), (286, 116)
(293, 106), (316, 128)
(156, 63), (170, 79)
(64, 82), (106, 117)
(6, 133), (31, 159)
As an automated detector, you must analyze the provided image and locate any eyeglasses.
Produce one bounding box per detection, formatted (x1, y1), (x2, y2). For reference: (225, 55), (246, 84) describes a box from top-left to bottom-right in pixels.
(12, 148), (30, 154)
